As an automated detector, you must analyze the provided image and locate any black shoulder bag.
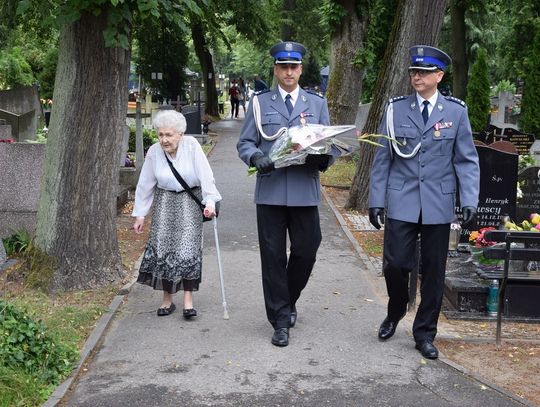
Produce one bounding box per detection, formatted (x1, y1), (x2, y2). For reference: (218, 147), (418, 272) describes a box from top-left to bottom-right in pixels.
(164, 152), (220, 222)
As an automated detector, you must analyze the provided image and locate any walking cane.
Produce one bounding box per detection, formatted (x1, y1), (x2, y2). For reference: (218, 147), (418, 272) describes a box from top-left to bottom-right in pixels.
(213, 217), (229, 319)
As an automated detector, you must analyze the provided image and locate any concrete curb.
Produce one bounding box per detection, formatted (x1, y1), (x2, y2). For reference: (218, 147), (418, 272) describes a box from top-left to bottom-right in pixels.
(43, 295), (125, 407)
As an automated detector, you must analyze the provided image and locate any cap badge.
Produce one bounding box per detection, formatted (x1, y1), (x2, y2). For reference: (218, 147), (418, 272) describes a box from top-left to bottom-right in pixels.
(285, 42), (293, 51)
(418, 47), (424, 56)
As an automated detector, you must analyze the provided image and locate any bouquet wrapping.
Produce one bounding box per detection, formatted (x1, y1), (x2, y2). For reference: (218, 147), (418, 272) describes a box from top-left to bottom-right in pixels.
(248, 123), (389, 175)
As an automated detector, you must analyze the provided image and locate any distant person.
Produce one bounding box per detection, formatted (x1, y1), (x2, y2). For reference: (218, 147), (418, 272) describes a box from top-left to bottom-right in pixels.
(238, 77), (247, 116)
(237, 41), (337, 347)
(368, 45), (479, 359)
(228, 79), (240, 119)
(132, 110), (221, 319)
(253, 74), (268, 92)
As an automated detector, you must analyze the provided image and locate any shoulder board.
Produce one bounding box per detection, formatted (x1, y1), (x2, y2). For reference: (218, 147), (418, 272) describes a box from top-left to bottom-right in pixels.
(445, 95), (466, 106)
(305, 89), (324, 98)
(388, 95), (407, 103)
(254, 89), (270, 96)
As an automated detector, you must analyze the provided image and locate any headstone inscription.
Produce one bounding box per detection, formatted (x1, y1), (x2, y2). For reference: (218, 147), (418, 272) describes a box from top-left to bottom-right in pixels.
(516, 166), (540, 222)
(457, 143), (518, 243)
(503, 128), (535, 156)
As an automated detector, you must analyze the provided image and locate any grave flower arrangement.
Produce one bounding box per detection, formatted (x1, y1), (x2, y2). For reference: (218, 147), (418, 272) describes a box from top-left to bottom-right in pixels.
(468, 227), (502, 268)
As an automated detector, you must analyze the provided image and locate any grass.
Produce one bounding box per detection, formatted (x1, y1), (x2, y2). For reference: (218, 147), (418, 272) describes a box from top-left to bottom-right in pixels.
(0, 269), (117, 406)
(320, 157), (356, 187)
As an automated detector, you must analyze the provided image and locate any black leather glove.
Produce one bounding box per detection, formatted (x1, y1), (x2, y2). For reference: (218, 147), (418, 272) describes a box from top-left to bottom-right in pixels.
(369, 207), (385, 230)
(306, 154), (331, 171)
(461, 206), (477, 229)
(250, 152), (274, 174)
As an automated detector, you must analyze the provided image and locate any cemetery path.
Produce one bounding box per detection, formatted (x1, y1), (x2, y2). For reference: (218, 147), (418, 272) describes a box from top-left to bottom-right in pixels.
(58, 116), (529, 407)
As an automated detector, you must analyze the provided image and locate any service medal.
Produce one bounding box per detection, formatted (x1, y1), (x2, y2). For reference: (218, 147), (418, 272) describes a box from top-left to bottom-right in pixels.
(434, 122), (441, 137)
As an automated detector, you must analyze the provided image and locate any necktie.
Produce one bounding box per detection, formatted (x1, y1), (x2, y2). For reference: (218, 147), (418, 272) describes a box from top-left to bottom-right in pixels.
(285, 94), (293, 115)
(422, 100), (429, 124)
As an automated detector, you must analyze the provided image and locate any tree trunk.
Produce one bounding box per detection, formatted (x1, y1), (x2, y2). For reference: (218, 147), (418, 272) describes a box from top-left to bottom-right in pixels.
(451, 0), (468, 100)
(35, 9), (129, 291)
(191, 22), (219, 117)
(280, 0), (296, 40)
(346, 0), (449, 210)
(325, 0), (367, 125)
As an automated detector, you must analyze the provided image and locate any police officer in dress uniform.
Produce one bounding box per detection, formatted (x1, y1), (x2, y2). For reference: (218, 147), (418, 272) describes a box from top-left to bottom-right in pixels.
(368, 45), (480, 359)
(237, 41), (337, 347)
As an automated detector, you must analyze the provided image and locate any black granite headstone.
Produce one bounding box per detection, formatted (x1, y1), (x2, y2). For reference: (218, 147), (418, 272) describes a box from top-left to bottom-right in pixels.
(516, 166), (540, 222)
(457, 145), (518, 242)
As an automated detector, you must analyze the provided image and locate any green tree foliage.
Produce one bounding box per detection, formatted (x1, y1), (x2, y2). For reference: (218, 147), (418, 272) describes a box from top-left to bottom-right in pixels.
(466, 48), (491, 132)
(520, 22), (540, 136)
(134, 18), (189, 101)
(0, 46), (34, 88)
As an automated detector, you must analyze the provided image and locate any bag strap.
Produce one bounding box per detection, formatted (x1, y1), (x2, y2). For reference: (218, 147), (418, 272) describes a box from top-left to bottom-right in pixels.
(164, 152), (205, 211)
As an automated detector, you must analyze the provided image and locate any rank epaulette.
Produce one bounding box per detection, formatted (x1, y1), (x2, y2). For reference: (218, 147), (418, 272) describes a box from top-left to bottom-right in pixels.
(305, 89), (324, 98)
(445, 95), (466, 106)
(388, 95), (407, 103)
(255, 89), (270, 95)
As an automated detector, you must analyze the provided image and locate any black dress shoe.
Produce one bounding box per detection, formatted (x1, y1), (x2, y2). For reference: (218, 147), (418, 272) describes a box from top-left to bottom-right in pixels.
(415, 340), (439, 359)
(378, 317), (398, 340)
(290, 306), (297, 328)
(157, 303), (176, 317)
(271, 327), (289, 347)
(183, 308), (197, 319)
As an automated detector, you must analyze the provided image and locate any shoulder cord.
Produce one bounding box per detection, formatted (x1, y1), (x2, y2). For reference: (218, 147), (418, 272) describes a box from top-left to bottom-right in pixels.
(386, 102), (421, 159)
(252, 94), (288, 141)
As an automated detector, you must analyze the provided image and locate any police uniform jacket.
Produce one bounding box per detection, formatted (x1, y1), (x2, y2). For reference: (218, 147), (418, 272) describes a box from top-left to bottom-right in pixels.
(237, 87), (332, 206)
(368, 92), (480, 224)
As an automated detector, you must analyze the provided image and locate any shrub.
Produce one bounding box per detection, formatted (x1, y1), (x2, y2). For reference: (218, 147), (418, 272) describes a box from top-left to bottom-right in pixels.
(466, 48), (491, 132)
(128, 126), (158, 153)
(0, 300), (78, 385)
(520, 21), (540, 136)
(2, 230), (32, 256)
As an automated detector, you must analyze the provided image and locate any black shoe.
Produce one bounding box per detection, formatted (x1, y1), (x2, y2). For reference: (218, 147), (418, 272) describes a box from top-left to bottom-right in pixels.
(157, 303), (176, 317)
(415, 340), (439, 359)
(290, 306), (297, 328)
(183, 308), (197, 319)
(378, 317), (399, 340)
(271, 327), (289, 347)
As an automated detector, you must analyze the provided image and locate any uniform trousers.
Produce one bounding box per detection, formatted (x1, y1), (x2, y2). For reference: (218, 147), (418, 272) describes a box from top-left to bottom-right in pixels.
(256, 204), (322, 329)
(383, 217), (450, 342)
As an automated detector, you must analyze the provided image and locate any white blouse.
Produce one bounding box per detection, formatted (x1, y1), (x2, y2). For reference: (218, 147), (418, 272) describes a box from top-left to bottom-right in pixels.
(132, 136), (222, 217)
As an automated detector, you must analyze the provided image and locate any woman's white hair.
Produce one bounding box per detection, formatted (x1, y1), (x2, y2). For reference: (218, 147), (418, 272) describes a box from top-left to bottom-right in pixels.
(152, 109), (187, 134)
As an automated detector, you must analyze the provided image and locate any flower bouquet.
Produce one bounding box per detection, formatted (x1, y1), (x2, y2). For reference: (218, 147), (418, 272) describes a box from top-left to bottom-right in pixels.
(248, 123), (390, 175)
(468, 227), (503, 270)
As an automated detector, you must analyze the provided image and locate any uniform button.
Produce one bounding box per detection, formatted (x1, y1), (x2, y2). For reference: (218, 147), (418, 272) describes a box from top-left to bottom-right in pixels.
(421, 177), (424, 182)
(421, 162), (425, 167)
(422, 149), (426, 153)
(423, 136), (426, 139)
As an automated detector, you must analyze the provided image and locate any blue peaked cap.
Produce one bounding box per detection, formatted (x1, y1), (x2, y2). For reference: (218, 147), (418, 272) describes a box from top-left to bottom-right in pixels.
(409, 45), (452, 71)
(270, 41), (306, 64)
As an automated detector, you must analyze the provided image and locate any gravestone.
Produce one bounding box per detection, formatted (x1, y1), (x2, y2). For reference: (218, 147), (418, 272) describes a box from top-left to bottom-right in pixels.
(503, 128), (535, 155)
(458, 143), (518, 242)
(516, 166), (540, 222)
(496, 91), (513, 124)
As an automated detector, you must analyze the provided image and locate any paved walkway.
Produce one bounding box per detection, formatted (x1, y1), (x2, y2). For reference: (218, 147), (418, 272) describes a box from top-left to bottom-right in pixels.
(59, 115), (526, 406)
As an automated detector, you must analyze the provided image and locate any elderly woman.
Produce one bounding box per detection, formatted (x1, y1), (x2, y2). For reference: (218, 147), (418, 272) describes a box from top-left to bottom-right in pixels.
(132, 109), (221, 318)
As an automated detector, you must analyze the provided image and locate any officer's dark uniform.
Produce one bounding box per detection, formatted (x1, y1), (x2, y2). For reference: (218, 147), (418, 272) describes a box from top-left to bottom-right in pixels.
(368, 45), (480, 359)
(237, 41), (337, 347)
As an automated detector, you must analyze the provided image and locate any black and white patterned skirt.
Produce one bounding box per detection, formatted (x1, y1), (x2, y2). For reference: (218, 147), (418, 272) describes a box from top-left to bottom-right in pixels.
(137, 187), (203, 293)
